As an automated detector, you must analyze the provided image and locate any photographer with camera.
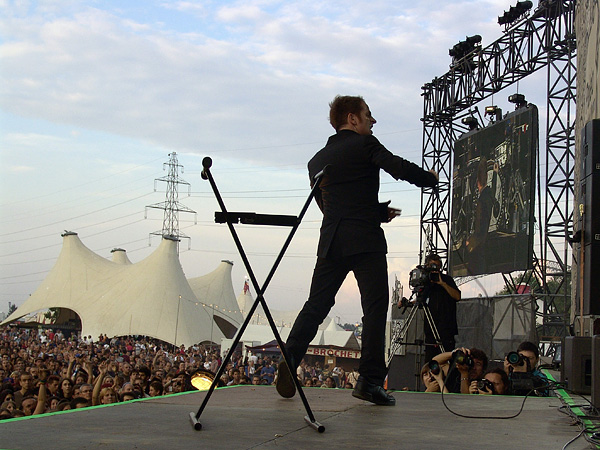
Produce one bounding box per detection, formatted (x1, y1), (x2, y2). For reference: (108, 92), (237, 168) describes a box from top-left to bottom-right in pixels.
(503, 341), (549, 396)
(433, 347), (488, 394)
(420, 361), (449, 393)
(468, 368), (509, 395)
(421, 253), (461, 362)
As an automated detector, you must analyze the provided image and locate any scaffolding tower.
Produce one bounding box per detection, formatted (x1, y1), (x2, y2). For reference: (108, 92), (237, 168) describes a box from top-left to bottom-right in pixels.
(419, 0), (576, 354)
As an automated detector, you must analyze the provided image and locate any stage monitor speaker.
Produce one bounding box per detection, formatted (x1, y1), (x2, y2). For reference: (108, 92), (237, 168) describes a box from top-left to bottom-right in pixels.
(592, 335), (600, 409)
(561, 336), (592, 395)
(387, 354), (420, 391)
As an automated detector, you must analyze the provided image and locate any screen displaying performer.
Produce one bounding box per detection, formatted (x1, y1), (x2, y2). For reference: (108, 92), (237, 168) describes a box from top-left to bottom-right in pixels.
(450, 105), (538, 277)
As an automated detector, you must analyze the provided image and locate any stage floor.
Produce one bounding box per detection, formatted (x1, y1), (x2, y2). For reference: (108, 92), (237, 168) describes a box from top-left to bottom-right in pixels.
(0, 385), (590, 449)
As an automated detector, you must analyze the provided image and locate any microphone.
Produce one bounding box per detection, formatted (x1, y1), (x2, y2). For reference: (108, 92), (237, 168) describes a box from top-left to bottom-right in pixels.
(201, 157), (212, 180)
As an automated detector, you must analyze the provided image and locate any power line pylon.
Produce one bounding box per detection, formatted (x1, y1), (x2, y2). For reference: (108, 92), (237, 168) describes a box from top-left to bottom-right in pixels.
(146, 152), (196, 250)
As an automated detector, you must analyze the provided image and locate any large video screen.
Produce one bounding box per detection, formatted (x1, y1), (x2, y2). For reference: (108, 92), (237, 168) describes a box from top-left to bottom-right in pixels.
(450, 105), (538, 277)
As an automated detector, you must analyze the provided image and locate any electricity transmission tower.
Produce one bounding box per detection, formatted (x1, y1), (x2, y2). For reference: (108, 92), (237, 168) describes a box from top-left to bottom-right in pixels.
(146, 152), (196, 250)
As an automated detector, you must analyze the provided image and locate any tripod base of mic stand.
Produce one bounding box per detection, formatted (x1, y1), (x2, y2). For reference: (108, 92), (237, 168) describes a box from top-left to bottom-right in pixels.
(304, 415), (325, 433)
(189, 412), (202, 431)
(190, 410), (324, 432)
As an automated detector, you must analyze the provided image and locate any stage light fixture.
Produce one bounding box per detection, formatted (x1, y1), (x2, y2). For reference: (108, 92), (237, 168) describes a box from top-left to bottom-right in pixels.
(190, 369), (217, 391)
(484, 105), (502, 121)
(449, 35), (482, 60)
(461, 116), (479, 130)
(508, 93), (527, 109)
(498, 1), (533, 26)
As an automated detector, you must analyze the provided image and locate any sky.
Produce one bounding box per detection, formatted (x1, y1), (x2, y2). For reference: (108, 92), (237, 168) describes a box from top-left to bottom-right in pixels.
(0, 0), (553, 325)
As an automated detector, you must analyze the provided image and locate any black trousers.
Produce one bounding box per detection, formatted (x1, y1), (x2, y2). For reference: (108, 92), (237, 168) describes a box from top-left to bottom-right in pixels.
(286, 252), (389, 386)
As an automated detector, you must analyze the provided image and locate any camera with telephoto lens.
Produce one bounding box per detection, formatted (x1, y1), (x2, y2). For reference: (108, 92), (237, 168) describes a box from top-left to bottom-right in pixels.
(477, 378), (495, 394)
(429, 360), (441, 376)
(408, 261), (441, 289)
(453, 349), (474, 368)
(506, 351), (527, 367)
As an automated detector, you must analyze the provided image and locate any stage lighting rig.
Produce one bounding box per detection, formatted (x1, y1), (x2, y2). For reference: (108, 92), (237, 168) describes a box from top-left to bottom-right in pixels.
(508, 93), (527, 109)
(449, 35), (482, 72)
(485, 105), (503, 122)
(498, 1), (533, 27)
(449, 35), (482, 60)
(461, 116), (479, 130)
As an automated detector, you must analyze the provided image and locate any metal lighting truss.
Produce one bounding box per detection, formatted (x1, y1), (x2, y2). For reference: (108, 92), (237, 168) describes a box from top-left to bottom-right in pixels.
(420, 0), (576, 351)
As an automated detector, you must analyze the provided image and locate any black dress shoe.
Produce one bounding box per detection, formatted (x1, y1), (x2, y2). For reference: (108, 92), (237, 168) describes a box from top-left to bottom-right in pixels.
(352, 377), (396, 406)
(276, 359), (296, 398)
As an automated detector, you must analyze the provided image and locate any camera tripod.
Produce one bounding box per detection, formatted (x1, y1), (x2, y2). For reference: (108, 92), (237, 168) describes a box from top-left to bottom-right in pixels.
(387, 287), (445, 388)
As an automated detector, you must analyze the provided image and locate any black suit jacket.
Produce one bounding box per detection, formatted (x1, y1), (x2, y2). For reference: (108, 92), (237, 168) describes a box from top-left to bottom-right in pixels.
(308, 130), (438, 258)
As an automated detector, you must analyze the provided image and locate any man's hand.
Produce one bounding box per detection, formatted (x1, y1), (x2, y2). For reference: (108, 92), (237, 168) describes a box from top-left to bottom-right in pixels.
(39, 369), (48, 383)
(387, 206), (402, 222)
(468, 380), (479, 394)
(381, 200), (401, 223)
(453, 348), (471, 376)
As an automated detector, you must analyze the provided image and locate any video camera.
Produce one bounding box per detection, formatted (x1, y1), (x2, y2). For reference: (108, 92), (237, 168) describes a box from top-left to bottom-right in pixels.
(408, 261), (441, 290)
(509, 372), (546, 395)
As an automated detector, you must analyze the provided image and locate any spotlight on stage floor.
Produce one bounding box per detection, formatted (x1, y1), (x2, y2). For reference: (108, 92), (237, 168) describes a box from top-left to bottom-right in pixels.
(190, 369), (219, 391)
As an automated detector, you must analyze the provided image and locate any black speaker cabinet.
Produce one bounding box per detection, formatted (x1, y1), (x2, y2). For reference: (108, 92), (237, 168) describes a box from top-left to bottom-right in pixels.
(387, 354), (420, 391)
(581, 243), (600, 315)
(592, 335), (600, 409)
(561, 336), (592, 395)
(581, 119), (600, 178)
(580, 174), (600, 247)
(578, 120), (600, 315)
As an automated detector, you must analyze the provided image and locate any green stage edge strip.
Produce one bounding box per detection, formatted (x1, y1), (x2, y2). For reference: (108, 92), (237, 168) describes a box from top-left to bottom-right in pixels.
(544, 369), (600, 449)
(0, 385), (214, 423)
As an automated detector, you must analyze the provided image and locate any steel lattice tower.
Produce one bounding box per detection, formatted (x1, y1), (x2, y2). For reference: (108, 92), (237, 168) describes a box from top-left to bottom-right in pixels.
(146, 152), (196, 249)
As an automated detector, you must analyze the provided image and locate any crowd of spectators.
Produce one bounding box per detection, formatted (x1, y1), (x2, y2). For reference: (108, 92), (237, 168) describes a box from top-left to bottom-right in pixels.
(0, 326), (358, 420)
(0, 324), (551, 420)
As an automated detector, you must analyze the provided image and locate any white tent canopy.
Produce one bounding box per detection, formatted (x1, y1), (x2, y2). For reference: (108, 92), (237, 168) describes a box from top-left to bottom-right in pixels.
(1, 232), (239, 347)
(222, 323), (360, 353)
(236, 287), (339, 330)
(188, 260), (243, 335)
(111, 248), (132, 264)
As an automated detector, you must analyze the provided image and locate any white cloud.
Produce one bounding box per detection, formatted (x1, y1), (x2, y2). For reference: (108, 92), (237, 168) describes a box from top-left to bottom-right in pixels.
(0, 0), (549, 319)
(8, 165), (35, 172)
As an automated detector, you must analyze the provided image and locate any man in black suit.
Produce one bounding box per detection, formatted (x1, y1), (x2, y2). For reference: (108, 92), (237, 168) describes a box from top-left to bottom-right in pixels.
(276, 95), (438, 405)
(466, 157), (493, 274)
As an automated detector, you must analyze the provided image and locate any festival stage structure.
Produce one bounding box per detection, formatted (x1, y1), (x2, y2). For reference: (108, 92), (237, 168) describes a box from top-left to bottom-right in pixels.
(418, 0), (578, 354)
(0, 385), (595, 449)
